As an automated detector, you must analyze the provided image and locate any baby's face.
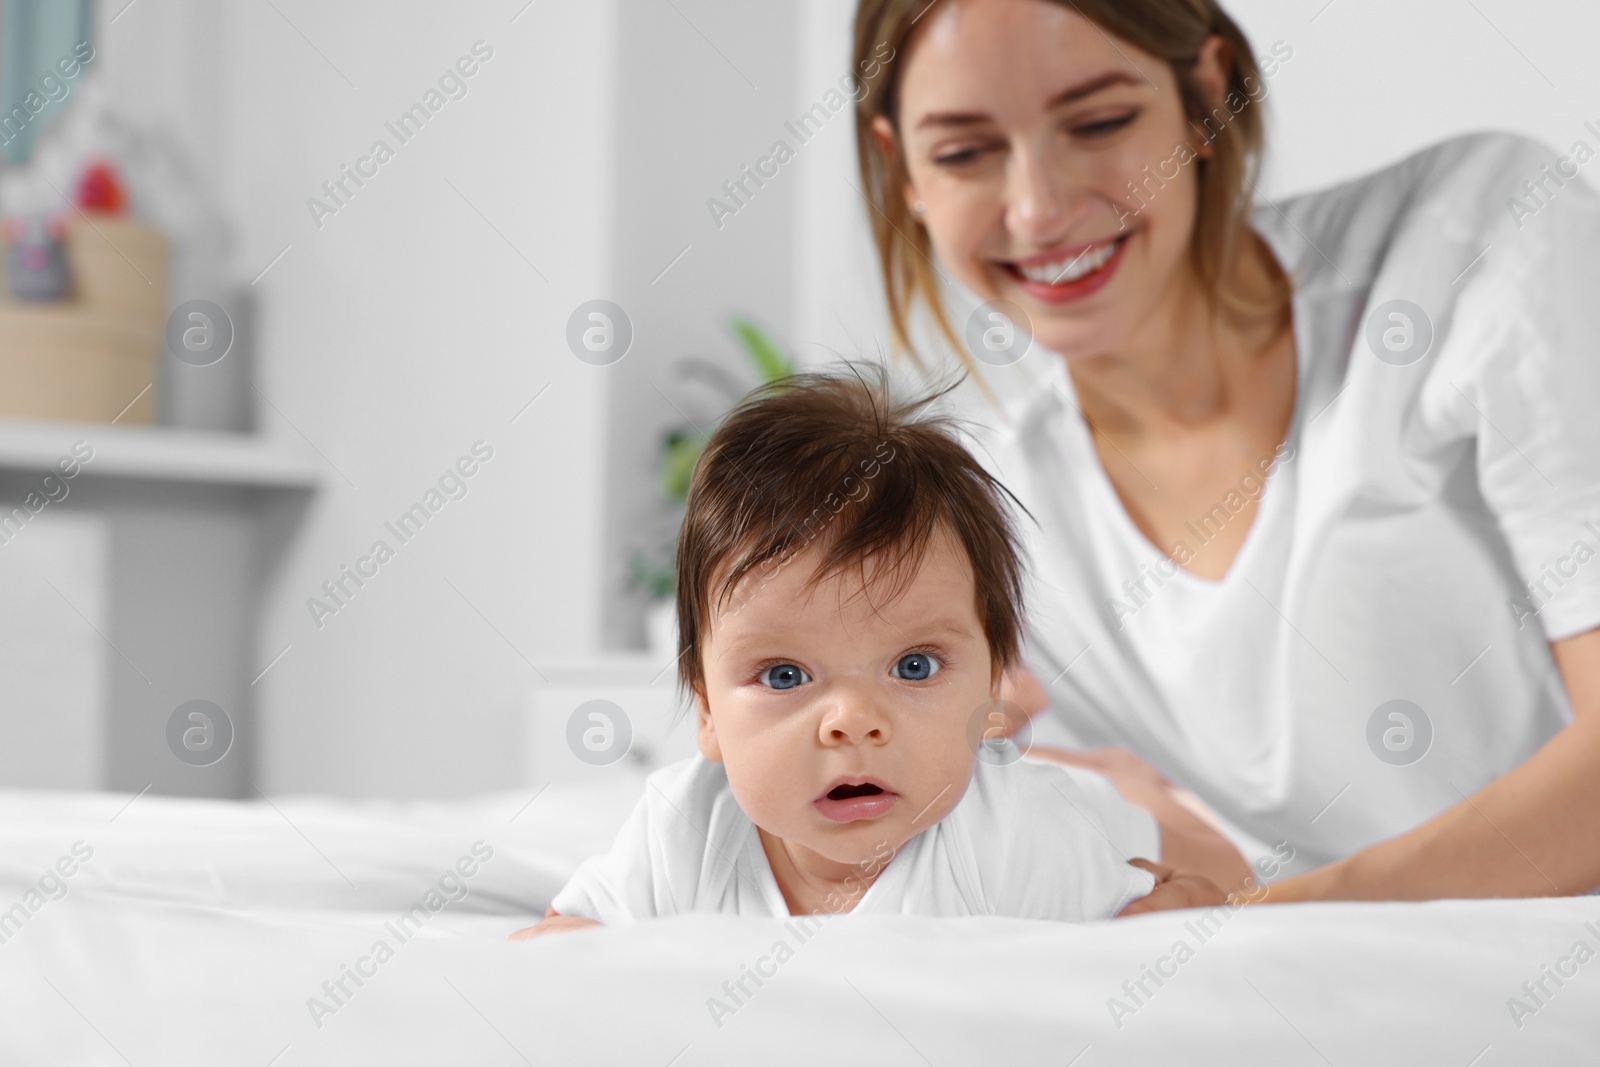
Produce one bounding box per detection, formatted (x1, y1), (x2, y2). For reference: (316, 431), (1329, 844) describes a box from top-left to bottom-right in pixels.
(695, 526), (998, 875)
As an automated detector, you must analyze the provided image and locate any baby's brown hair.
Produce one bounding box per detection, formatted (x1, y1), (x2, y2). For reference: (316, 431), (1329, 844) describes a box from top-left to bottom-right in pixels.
(675, 362), (1030, 701)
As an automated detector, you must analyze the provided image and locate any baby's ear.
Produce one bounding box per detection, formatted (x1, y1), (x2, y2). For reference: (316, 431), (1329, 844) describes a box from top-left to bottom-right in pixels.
(694, 685), (723, 762)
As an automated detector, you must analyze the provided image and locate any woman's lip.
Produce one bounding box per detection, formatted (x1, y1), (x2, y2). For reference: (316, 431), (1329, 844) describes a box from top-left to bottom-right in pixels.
(813, 791), (899, 823)
(1001, 232), (1130, 305)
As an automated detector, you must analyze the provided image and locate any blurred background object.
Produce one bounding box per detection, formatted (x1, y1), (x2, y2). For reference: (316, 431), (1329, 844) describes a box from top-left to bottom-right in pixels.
(0, 0), (93, 165)
(4, 214), (71, 301)
(0, 5), (174, 424)
(0, 157), (170, 424)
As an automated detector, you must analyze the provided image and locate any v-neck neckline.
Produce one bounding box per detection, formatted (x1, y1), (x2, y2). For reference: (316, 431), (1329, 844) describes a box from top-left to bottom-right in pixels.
(1048, 218), (1311, 591)
(748, 818), (910, 917)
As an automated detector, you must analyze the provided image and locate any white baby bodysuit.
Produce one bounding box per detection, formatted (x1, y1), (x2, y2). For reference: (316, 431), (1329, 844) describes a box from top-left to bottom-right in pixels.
(549, 746), (1160, 923)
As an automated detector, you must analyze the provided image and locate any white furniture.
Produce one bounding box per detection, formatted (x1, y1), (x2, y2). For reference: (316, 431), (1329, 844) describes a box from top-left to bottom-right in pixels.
(0, 417), (318, 797)
(0, 418), (319, 486)
(0, 511), (107, 789)
(523, 655), (701, 787)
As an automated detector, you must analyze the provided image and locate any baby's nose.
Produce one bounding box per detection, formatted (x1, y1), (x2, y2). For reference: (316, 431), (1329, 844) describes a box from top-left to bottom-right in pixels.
(820, 700), (891, 743)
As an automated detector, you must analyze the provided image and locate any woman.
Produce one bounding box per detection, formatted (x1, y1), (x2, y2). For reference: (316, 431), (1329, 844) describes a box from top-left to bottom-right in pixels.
(851, 0), (1600, 901)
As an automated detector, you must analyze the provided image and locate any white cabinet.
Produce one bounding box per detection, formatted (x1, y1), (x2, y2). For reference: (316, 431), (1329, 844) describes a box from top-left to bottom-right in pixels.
(523, 655), (700, 787)
(0, 511), (107, 789)
(0, 417), (318, 797)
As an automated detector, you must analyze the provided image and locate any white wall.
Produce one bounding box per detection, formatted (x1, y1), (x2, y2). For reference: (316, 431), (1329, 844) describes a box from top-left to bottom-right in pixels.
(225, 0), (618, 796)
(793, 0), (892, 367)
(1229, 0), (1600, 197)
(596, 0), (801, 651)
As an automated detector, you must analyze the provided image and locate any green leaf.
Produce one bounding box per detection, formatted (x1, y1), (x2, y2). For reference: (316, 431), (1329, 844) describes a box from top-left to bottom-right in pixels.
(661, 432), (705, 501)
(729, 316), (793, 382)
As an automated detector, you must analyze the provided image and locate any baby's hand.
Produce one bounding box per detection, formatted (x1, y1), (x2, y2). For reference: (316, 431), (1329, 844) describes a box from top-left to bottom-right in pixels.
(508, 907), (602, 940)
(1115, 859), (1227, 917)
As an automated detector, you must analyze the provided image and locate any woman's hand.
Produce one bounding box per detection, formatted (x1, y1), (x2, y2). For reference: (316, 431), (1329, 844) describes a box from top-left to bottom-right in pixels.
(998, 666), (1051, 722)
(1030, 744), (1173, 791)
(509, 907), (601, 940)
(1116, 859), (1228, 917)
(1025, 744), (1255, 891)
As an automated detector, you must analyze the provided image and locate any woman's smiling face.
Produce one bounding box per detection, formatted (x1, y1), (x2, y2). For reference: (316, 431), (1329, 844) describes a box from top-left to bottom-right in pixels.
(879, 0), (1230, 359)
(694, 526), (997, 876)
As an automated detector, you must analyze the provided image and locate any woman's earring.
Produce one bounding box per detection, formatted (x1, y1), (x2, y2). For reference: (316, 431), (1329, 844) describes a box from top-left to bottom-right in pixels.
(913, 200), (926, 215)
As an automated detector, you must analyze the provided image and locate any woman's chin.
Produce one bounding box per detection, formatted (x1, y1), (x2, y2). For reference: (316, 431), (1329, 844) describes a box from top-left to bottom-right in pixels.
(963, 280), (1131, 362)
(1028, 320), (1127, 362)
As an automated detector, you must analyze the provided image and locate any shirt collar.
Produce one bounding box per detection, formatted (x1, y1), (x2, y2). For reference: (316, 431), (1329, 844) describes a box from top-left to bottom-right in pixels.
(978, 341), (1072, 441)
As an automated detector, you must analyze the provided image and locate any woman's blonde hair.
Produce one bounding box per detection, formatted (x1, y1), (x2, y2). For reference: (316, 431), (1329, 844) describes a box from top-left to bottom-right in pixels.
(852, 0), (1291, 365)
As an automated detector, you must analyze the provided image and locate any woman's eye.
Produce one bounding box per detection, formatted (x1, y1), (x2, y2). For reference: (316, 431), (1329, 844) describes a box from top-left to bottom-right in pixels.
(931, 144), (987, 167)
(1073, 112), (1136, 138)
(892, 652), (941, 681)
(758, 663), (810, 691)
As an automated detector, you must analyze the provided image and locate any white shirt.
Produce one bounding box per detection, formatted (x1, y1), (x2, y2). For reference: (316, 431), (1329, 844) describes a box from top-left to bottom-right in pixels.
(549, 749), (1159, 923)
(940, 132), (1600, 874)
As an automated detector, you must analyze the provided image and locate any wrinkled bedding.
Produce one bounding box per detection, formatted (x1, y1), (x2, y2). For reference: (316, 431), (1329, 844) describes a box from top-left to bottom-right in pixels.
(1, 784), (1595, 1065)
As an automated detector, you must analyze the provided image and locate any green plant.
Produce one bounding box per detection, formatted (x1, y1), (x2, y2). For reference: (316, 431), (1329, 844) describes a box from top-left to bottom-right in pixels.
(627, 316), (794, 600)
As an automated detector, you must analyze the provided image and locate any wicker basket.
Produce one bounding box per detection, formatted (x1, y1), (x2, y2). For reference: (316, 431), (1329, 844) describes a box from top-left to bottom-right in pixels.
(0, 215), (170, 424)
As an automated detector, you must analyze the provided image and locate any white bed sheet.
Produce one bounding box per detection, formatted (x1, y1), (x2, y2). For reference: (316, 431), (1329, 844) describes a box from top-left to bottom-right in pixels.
(1, 784), (1596, 1065)
(0, 776), (643, 916)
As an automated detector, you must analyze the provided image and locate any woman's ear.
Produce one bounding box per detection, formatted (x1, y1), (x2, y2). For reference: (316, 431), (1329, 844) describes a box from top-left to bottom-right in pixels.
(870, 113), (898, 164)
(695, 685), (722, 762)
(1187, 34), (1236, 160)
(1191, 33), (1235, 136)
(870, 115), (920, 217)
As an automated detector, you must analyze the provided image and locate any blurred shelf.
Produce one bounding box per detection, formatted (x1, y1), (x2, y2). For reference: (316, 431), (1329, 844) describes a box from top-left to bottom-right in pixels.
(0, 418), (321, 490)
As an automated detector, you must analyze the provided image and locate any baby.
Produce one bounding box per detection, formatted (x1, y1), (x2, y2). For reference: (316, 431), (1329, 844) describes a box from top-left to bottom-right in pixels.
(519, 365), (1208, 936)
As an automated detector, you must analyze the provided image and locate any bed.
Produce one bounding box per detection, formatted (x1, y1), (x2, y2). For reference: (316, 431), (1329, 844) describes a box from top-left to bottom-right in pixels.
(2, 774), (1595, 1065)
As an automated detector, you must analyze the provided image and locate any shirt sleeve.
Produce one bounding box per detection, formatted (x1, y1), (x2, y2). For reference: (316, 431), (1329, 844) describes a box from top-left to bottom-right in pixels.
(1424, 135), (1600, 642)
(546, 785), (656, 925)
(548, 755), (744, 923)
(966, 751), (1160, 921)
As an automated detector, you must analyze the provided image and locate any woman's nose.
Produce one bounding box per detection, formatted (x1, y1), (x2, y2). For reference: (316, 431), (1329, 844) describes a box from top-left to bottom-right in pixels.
(1004, 145), (1073, 244)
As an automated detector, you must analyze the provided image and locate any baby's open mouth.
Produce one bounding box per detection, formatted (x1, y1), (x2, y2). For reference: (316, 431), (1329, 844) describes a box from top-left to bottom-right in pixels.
(814, 778), (898, 823)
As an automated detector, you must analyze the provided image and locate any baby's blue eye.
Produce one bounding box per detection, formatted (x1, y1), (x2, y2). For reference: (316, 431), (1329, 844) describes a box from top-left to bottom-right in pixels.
(892, 652), (941, 681)
(759, 663), (810, 690)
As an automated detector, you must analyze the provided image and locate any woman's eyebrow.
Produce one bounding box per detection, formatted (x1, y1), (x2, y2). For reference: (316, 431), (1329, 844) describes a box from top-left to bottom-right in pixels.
(913, 69), (1144, 130)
